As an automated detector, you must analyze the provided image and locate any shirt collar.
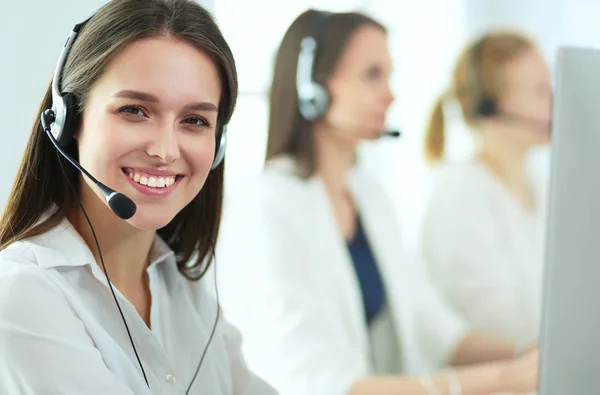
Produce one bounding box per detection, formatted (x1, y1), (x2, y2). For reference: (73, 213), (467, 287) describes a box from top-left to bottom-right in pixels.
(148, 234), (176, 270)
(25, 216), (175, 271)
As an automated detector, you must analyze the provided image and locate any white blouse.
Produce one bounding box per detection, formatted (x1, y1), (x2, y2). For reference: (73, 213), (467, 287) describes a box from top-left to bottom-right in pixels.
(215, 157), (468, 395)
(0, 216), (276, 395)
(420, 160), (546, 351)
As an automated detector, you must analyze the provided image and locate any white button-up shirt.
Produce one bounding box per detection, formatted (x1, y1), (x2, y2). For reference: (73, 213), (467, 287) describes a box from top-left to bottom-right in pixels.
(0, 217), (276, 395)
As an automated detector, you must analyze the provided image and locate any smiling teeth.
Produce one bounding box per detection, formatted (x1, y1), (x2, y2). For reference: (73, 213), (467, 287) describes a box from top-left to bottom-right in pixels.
(127, 172), (176, 188)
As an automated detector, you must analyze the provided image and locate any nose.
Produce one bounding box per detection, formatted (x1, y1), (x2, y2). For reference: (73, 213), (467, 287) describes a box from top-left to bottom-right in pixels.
(146, 125), (181, 163)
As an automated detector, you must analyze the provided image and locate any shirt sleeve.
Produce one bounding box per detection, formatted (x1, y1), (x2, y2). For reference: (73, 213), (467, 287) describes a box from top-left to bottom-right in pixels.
(0, 263), (142, 395)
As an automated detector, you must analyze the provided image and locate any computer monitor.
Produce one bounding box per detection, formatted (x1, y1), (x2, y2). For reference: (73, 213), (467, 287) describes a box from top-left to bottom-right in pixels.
(539, 45), (600, 394)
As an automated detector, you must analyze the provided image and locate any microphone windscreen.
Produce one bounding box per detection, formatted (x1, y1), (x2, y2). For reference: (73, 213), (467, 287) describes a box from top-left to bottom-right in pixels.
(108, 193), (137, 220)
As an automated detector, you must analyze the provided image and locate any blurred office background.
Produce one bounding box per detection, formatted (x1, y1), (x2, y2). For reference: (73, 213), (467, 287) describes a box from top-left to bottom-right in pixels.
(1, 0), (599, 250)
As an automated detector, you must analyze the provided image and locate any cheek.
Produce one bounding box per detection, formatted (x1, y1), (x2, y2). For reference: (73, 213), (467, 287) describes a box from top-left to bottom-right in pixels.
(328, 87), (366, 125)
(508, 93), (551, 119)
(183, 135), (216, 177)
(79, 124), (138, 168)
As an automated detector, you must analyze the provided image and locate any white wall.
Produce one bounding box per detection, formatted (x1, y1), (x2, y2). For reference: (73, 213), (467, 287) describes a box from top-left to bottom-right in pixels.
(465, 0), (600, 62)
(0, 0), (106, 204)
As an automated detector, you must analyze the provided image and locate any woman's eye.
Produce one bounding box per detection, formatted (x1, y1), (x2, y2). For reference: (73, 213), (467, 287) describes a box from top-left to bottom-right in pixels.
(365, 67), (382, 81)
(119, 106), (147, 117)
(182, 116), (211, 128)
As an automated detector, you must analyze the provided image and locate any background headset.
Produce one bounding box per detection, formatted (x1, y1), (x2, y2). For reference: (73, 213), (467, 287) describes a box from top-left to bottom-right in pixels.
(296, 11), (332, 121)
(469, 36), (499, 119)
(40, 15), (223, 394)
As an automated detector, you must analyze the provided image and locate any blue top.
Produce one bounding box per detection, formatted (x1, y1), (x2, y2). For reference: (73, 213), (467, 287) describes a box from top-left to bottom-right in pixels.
(348, 216), (386, 326)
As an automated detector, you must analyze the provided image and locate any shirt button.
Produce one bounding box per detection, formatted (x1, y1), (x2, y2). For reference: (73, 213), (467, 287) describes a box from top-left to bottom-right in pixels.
(165, 373), (177, 384)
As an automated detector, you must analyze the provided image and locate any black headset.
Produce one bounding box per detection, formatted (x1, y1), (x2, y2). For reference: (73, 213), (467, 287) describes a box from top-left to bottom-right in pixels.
(45, 19), (227, 171)
(469, 36), (499, 119)
(40, 15), (223, 394)
(296, 11), (332, 121)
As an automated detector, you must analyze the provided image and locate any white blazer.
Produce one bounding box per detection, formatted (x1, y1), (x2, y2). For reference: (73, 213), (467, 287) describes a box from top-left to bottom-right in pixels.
(420, 160), (546, 351)
(216, 156), (467, 395)
(0, 216), (275, 395)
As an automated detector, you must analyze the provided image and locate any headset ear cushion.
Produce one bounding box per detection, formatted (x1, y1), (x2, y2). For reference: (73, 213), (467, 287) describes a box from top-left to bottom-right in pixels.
(58, 93), (81, 147)
(211, 125), (227, 170)
(476, 98), (497, 118)
(299, 82), (330, 120)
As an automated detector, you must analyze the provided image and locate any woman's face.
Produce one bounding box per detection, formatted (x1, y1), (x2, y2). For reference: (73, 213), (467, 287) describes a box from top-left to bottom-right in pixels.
(77, 36), (221, 230)
(324, 25), (395, 141)
(495, 48), (553, 149)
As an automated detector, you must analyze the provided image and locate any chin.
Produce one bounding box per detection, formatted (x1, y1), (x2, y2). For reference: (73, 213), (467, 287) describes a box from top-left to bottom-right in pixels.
(125, 209), (178, 231)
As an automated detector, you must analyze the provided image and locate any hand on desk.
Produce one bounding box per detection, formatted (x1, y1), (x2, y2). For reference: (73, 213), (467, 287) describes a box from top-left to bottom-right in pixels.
(500, 348), (539, 394)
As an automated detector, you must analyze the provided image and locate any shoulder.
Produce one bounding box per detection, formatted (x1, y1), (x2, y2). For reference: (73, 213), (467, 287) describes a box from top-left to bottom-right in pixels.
(0, 219), (87, 273)
(0, 242), (72, 334)
(0, 240), (44, 280)
(0, 226), (72, 291)
(0, 220), (88, 313)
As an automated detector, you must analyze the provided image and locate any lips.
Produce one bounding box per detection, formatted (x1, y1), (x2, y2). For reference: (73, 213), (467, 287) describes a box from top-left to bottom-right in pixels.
(126, 170), (176, 188)
(121, 167), (182, 192)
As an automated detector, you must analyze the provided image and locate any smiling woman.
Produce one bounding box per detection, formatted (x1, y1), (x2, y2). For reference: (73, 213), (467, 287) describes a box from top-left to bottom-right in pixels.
(0, 1), (276, 395)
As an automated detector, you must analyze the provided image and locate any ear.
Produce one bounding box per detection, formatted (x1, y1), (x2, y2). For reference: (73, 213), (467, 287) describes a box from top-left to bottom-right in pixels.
(325, 71), (338, 91)
(73, 111), (84, 141)
(323, 76), (337, 108)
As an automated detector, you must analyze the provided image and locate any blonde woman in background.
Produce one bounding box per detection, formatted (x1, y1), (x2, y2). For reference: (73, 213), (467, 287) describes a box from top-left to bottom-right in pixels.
(420, 31), (552, 354)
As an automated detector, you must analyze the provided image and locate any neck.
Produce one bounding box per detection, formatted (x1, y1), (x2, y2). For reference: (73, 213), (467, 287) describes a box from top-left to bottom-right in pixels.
(477, 137), (530, 196)
(313, 122), (357, 198)
(70, 183), (154, 291)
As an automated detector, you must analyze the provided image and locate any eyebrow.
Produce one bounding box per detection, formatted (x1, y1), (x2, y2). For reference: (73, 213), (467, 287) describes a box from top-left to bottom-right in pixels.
(113, 89), (218, 112)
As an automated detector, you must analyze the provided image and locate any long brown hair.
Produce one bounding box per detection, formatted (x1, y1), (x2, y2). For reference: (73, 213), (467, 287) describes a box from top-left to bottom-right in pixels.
(267, 9), (386, 178)
(424, 31), (534, 164)
(0, 0), (238, 280)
